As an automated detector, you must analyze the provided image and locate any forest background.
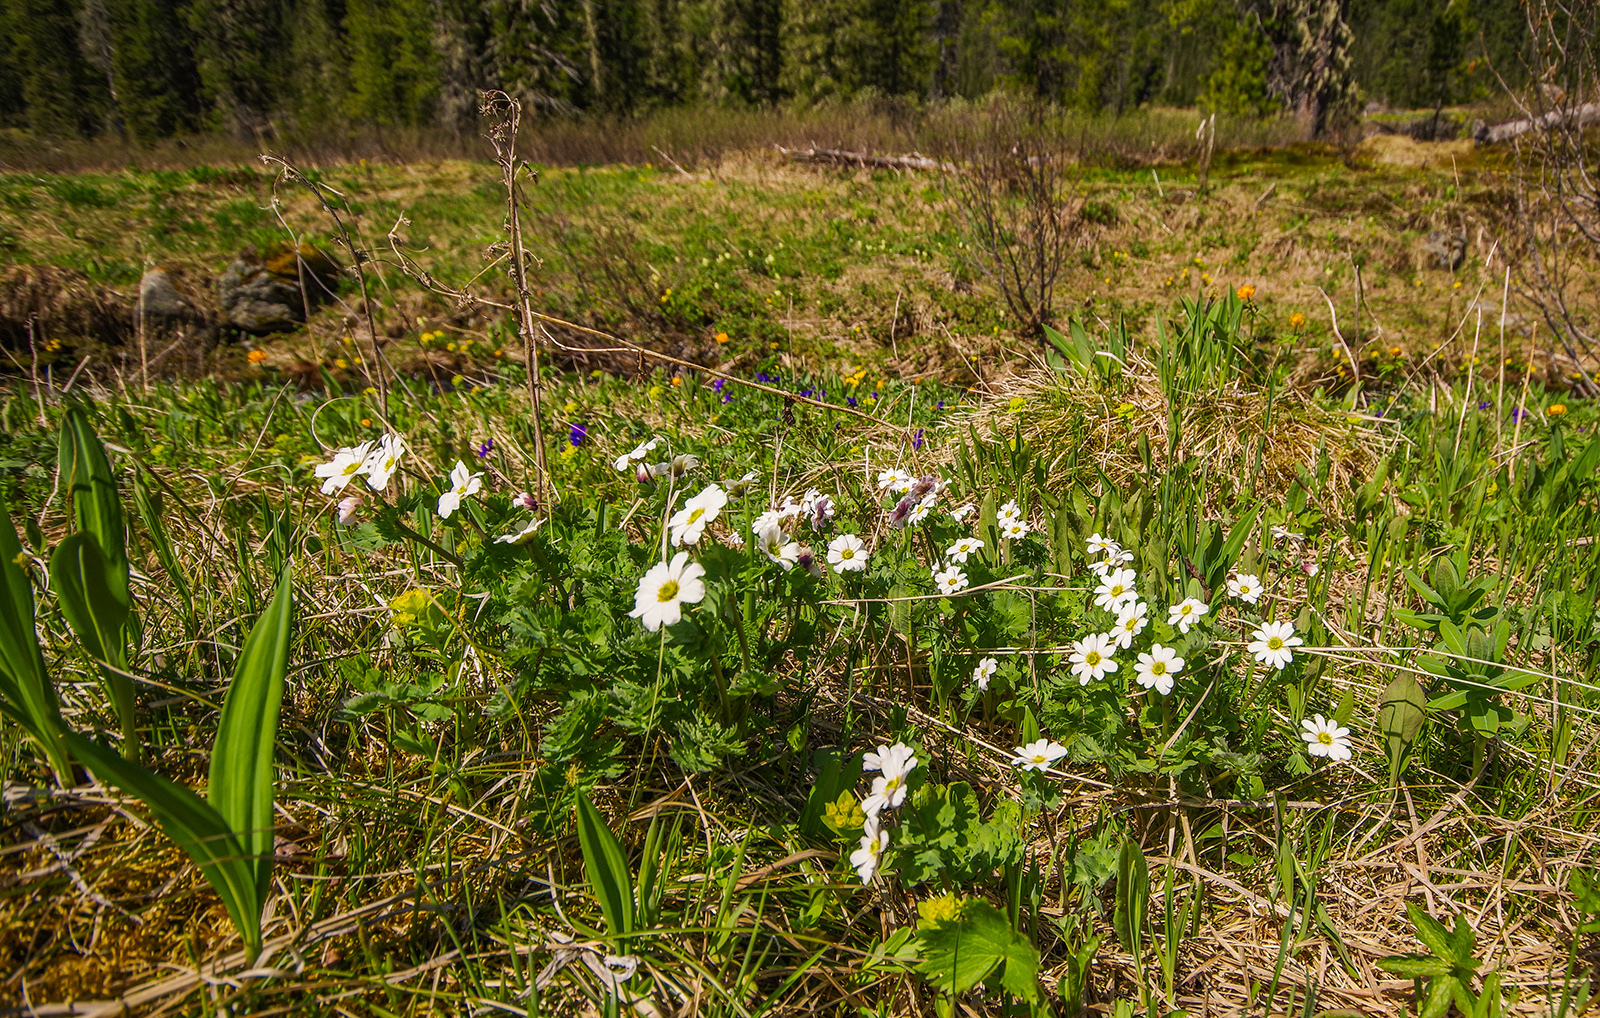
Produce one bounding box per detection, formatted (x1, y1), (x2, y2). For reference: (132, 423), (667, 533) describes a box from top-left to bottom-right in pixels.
(0, 0), (1535, 150)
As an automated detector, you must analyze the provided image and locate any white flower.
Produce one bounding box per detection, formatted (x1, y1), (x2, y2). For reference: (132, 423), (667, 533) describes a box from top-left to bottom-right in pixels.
(613, 436), (661, 471)
(1271, 525), (1304, 543)
(1001, 519), (1031, 540)
(998, 499), (1023, 524)
(863, 742), (918, 777)
(1012, 739), (1068, 773)
(315, 441), (374, 495)
(669, 484), (728, 546)
(1168, 597), (1210, 633)
(436, 460), (483, 519)
(723, 470), (760, 496)
(877, 468), (914, 494)
(1110, 600), (1149, 649)
(513, 491), (537, 510)
(753, 509), (786, 534)
(800, 488), (836, 525)
(627, 551), (707, 631)
(1301, 714), (1354, 762)
(756, 522), (800, 570)
(851, 818), (889, 884)
(776, 496), (803, 519)
(1089, 557), (1114, 578)
(972, 656), (999, 690)
(1228, 573), (1263, 604)
(1304, 562), (1321, 577)
(933, 563), (969, 595)
(1093, 568), (1138, 612)
(947, 537), (984, 563)
(495, 519), (541, 545)
(907, 498), (935, 526)
(827, 534), (869, 572)
(949, 503), (977, 522)
(361, 433), (407, 491)
(723, 530), (745, 549)
(1133, 644), (1184, 695)
(1068, 632), (1119, 684)
(646, 453), (699, 478)
(1104, 548), (1133, 568)
(336, 493), (362, 525)
(1248, 621), (1303, 670)
(1086, 533), (1120, 556)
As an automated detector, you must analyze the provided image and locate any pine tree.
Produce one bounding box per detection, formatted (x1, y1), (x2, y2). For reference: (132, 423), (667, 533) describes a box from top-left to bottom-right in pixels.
(707, 0), (782, 104)
(107, 0), (205, 140)
(183, 0), (291, 137)
(344, 0), (439, 126)
(4, 0), (107, 137)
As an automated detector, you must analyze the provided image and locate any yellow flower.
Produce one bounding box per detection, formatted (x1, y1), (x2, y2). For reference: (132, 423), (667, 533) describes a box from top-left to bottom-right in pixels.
(1237, 284), (1256, 300)
(714, 331), (729, 344)
(360, 417), (372, 427)
(363, 387), (377, 395)
(334, 358), (349, 369)
(1388, 346), (1402, 357)
(1288, 312), (1306, 328)
(1547, 404), (1568, 417)
(648, 385), (664, 398)
(247, 349), (268, 364)
(1007, 396), (1026, 412)
(447, 342), (457, 351)
(563, 401), (578, 413)
(671, 376), (682, 386)
(770, 342), (779, 350)
(918, 894), (961, 926)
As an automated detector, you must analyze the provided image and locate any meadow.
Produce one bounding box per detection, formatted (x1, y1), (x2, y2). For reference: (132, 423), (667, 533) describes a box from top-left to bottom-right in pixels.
(0, 113), (1597, 1017)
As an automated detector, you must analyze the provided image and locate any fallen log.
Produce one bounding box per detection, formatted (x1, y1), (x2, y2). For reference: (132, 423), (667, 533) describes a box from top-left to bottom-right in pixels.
(776, 145), (953, 172)
(1475, 102), (1600, 144)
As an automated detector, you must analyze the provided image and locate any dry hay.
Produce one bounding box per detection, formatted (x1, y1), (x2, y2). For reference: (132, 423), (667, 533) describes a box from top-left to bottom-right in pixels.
(0, 265), (134, 352)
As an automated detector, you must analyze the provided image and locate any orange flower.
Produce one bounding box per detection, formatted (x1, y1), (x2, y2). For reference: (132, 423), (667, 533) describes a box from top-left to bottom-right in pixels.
(1236, 284), (1256, 300)
(671, 376), (682, 386)
(1547, 404), (1568, 417)
(1387, 346), (1402, 357)
(1288, 312), (1306, 328)
(247, 349), (268, 364)
(714, 331), (730, 344)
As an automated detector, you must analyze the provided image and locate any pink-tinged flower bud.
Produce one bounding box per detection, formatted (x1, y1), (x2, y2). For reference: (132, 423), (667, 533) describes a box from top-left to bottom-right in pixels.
(337, 494), (362, 525)
(513, 491), (536, 510)
(636, 463), (652, 484)
(797, 549), (823, 577)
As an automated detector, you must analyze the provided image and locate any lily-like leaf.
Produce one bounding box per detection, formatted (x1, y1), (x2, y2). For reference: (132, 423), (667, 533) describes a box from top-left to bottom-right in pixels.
(0, 494), (71, 780)
(575, 790), (636, 942)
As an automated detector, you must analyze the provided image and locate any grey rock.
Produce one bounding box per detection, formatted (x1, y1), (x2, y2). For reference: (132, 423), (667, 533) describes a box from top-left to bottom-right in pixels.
(1422, 230), (1466, 271)
(139, 268), (201, 324)
(218, 243), (340, 334)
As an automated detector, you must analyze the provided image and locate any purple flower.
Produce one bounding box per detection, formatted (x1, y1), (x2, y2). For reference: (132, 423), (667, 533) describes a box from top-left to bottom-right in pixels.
(513, 491), (537, 510)
(1512, 407), (1528, 422)
(712, 378), (726, 393)
(720, 393), (733, 403)
(569, 423), (587, 446)
(936, 400), (946, 411)
(477, 439), (494, 458)
(799, 388), (815, 398)
(1477, 401), (1492, 410)
(913, 428), (925, 450)
(847, 396), (858, 408)
(888, 494), (917, 529)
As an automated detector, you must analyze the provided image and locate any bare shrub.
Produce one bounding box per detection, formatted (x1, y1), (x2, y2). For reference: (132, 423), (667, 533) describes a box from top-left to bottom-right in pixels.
(1504, 0), (1600, 395)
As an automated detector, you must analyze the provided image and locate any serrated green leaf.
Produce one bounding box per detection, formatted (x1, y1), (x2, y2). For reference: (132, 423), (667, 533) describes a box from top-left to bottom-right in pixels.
(916, 900), (1039, 1001)
(1406, 903), (1454, 962)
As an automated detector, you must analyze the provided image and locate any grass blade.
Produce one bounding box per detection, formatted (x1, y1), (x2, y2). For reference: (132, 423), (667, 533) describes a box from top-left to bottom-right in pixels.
(208, 563), (295, 912)
(0, 494), (71, 781)
(575, 790), (635, 942)
(64, 732), (262, 956)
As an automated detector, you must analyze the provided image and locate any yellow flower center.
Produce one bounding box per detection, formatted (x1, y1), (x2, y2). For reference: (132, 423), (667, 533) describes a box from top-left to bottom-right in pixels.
(1317, 732), (1332, 745)
(1085, 651), (1101, 666)
(1031, 754), (1046, 764)
(657, 580), (680, 602)
(1268, 637), (1283, 650)
(1180, 605), (1192, 616)
(841, 549), (854, 559)
(687, 507), (705, 524)
(342, 461), (362, 476)
(1151, 662), (1166, 675)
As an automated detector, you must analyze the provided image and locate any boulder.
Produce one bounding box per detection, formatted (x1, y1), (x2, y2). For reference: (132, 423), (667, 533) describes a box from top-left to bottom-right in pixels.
(218, 241), (340, 334)
(1422, 230), (1466, 271)
(139, 267), (205, 326)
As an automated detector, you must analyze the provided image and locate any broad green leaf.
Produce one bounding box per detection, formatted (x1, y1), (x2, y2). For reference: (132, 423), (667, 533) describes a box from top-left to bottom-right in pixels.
(1420, 975), (1458, 1018)
(1445, 915), (1478, 967)
(575, 790), (635, 940)
(916, 900), (1039, 1001)
(50, 532), (137, 758)
(1406, 903), (1455, 963)
(65, 732), (262, 957)
(1375, 954), (1453, 978)
(0, 494), (71, 780)
(1113, 838), (1148, 950)
(209, 564), (295, 907)
(58, 407), (129, 607)
(1377, 673), (1427, 784)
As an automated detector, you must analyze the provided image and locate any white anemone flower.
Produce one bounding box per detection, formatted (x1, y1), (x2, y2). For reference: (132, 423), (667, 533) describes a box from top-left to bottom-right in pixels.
(863, 742), (918, 777)
(997, 499), (1023, 524)
(627, 551), (707, 631)
(336, 493), (362, 525)
(362, 433), (407, 491)
(1133, 644), (1184, 695)
(669, 484), (728, 546)
(1104, 548), (1134, 568)
(436, 460), (483, 519)
(877, 468), (914, 494)
(1167, 597), (1210, 633)
(614, 436), (661, 471)
(1301, 714), (1354, 762)
(851, 818), (889, 884)
(1093, 568), (1138, 612)
(1012, 739), (1068, 773)
(495, 519), (542, 545)
(907, 499), (936, 526)
(1271, 525), (1304, 543)
(315, 441), (375, 495)
(753, 509), (786, 534)
(1086, 533), (1119, 556)
(1089, 558), (1114, 578)
(1248, 621), (1303, 670)
(1068, 632), (1119, 684)
(949, 503), (977, 522)
(827, 534), (869, 572)
(756, 522), (800, 570)
(947, 537), (984, 563)
(1110, 600), (1149, 649)
(1001, 519), (1031, 540)
(1228, 573), (1264, 604)
(972, 656), (999, 690)
(932, 563), (969, 595)
(862, 743), (917, 815)
(646, 454), (699, 478)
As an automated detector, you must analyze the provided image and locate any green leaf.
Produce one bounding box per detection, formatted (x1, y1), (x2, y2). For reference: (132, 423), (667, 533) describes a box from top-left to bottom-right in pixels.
(50, 532), (137, 758)
(916, 900), (1039, 1001)
(1406, 903), (1455, 963)
(1375, 955), (1453, 978)
(575, 790), (636, 941)
(1113, 838), (1148, 950)
(0, 494), (71, 780)
(58, 407), (129, 607)
(1420, 975), (1458, 1018)
(64, 732), (262, 957)
(208, 564), (294, 910)
(1376, 673), (1427, 784)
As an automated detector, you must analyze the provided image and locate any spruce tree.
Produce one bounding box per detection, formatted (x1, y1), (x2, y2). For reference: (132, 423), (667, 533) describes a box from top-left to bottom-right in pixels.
(108, 0), (205, 140)
(4, 0), (107, 136)
(344, 0), (439, 126)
